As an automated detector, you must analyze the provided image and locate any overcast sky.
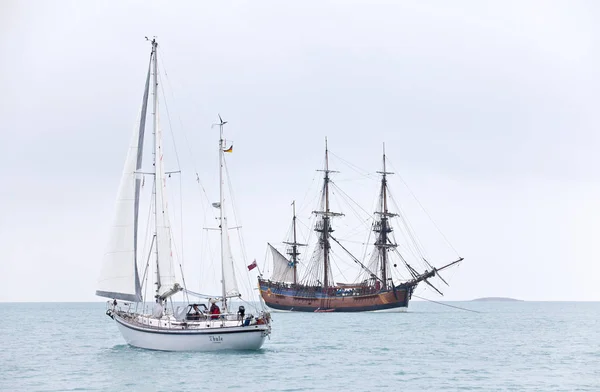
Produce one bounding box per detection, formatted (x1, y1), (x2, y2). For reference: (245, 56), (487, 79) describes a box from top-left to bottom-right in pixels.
(1, 0), (598, 302)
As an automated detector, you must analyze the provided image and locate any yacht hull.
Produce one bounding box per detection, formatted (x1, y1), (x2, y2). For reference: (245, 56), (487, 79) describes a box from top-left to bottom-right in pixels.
(113, 315), (269, 351)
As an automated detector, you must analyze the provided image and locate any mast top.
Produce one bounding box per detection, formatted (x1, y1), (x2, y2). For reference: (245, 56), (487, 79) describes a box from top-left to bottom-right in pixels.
(214, 114), (228, 143)
(377, 142), (394, 175)
(314, 138), (342, 217)
(325, 137), (329, 174)
(218, 113), (228, 127)
(317, 137), (339, 174)
(145, 36), (158, 52)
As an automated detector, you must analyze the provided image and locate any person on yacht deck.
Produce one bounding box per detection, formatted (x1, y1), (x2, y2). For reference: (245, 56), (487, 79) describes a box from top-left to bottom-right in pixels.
(209, 300), (221, 320)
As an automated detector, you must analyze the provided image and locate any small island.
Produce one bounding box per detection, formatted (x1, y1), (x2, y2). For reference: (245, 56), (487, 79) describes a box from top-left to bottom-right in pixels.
(471, 297), (523, 302)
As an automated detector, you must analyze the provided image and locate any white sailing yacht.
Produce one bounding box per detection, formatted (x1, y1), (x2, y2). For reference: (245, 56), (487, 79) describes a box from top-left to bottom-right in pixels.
(96, 38), (271, 351)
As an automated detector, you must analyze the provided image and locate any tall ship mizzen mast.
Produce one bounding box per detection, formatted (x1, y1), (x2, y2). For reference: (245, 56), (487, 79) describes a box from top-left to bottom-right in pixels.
(259, 140), (463, 312)
(283, 201), (301, 284)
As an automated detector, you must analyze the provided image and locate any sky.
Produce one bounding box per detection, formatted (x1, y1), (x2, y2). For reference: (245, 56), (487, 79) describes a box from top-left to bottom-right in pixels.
(0, 0), (598, 302)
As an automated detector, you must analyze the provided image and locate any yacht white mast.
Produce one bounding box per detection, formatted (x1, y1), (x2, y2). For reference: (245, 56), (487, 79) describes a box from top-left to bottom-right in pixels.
(150, 38), (161, 302)
(147, 38), (180, 303)
(218, 115), (228, 313)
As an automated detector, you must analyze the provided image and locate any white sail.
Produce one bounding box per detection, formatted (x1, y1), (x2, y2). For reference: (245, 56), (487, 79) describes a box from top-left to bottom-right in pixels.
(96, 129), (142, 301)
(268, 244), (295, 283)
(217, 117), (240, 301)
(221, 214), (240, 297)
(155, 114), (179, 298)
(96, 64), (150, 302)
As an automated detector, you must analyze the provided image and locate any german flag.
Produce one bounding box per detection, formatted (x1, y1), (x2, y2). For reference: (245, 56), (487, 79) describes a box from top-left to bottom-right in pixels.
(223, 145), (233, 153)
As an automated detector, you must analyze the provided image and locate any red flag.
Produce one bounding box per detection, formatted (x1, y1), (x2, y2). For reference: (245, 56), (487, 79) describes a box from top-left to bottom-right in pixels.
(247, 260), (257, 271)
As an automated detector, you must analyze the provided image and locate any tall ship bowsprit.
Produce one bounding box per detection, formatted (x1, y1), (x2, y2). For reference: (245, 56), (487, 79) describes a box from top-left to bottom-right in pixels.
(259, 140), (462, 312)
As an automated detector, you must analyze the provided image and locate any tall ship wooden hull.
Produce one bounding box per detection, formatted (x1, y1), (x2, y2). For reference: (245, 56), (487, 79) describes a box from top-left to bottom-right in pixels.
(259, 280), (414, 312)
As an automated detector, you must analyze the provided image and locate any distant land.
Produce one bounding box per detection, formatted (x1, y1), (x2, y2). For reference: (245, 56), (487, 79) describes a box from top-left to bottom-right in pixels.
(471, 297), (523, 302)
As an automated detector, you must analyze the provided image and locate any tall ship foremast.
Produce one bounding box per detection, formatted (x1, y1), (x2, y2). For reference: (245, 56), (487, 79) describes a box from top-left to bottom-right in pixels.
(259, 141), (462, 312)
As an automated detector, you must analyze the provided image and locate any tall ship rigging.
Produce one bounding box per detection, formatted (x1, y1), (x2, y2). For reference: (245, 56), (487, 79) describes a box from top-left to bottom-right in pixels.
(259, 140), (462, 312)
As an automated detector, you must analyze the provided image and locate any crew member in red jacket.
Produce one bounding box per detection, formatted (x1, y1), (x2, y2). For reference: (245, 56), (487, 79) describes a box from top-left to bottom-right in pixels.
(210, 302), (221, 320)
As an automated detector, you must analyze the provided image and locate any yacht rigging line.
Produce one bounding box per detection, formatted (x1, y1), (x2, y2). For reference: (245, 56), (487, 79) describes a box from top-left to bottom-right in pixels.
(157, 71), (189, 302)
(159, 49), (214, 215)
(223, 158), (256, 296)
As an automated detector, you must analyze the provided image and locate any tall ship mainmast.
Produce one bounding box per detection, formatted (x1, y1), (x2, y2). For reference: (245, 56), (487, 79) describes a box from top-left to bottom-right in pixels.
(259, 141), (462, 312)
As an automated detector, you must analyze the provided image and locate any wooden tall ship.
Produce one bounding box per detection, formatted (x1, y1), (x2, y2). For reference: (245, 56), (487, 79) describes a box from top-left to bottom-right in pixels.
(258, 141), (462, 312)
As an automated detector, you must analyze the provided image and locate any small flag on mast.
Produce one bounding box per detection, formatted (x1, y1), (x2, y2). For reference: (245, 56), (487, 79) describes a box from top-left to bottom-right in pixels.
(223, 145), (233, 153)
(247, 259), (257, 271)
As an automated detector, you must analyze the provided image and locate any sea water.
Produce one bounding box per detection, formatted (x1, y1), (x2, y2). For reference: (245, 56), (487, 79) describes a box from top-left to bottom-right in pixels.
(0, 301), (598, 391)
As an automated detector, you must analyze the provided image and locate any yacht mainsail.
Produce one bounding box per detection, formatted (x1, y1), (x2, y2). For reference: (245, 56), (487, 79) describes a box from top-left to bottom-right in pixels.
(95, 60), (151, 302)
